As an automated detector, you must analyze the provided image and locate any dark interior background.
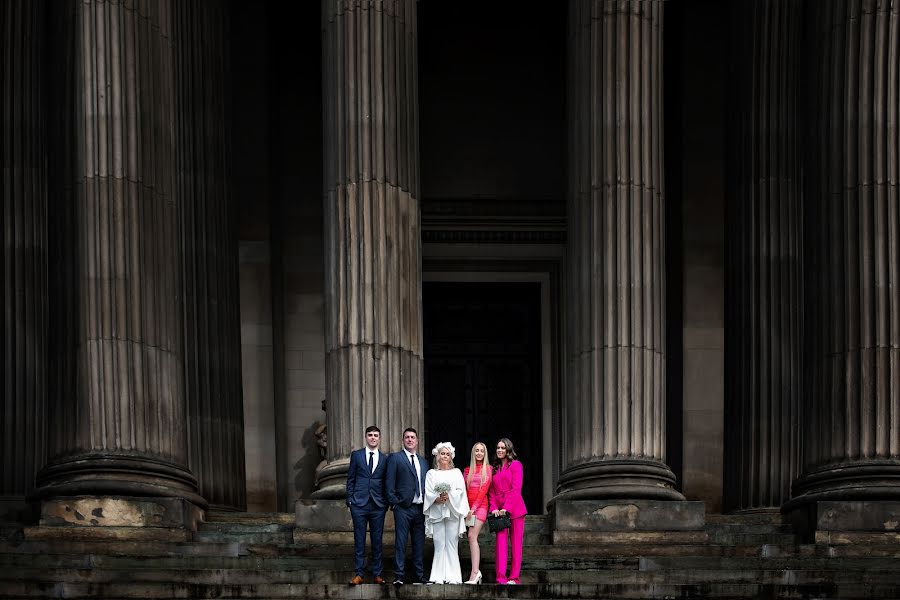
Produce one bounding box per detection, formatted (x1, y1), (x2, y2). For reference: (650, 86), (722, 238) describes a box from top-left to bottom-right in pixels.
(423, 282), (543, 512)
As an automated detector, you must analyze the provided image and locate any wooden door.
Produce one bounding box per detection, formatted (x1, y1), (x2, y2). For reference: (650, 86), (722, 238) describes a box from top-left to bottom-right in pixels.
(423, 281), (543, 512)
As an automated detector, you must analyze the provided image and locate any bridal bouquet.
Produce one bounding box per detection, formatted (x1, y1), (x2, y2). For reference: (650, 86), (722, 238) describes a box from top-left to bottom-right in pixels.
(433, 483), (451, 494)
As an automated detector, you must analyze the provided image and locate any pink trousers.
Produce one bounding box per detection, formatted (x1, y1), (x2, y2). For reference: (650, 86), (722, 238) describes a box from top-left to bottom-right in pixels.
(495, 515), (525, 584)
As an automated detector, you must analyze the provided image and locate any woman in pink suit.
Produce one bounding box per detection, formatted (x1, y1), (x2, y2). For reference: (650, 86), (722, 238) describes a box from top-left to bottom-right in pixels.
(488, 438), (527, 585)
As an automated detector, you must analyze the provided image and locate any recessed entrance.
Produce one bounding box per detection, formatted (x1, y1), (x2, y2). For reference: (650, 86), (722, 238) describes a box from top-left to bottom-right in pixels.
(423, 281), (543, 513)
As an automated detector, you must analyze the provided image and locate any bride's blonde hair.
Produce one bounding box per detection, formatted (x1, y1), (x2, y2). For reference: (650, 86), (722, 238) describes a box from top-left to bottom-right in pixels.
(466, 442), (491, 488)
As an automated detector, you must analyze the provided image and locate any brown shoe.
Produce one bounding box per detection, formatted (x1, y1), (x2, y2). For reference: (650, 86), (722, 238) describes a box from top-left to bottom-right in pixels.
(349, 575), (364, 585)
(374, 576), (385, 584)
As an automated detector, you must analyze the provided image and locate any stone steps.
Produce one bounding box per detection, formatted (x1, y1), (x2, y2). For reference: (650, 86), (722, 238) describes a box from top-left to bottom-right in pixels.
(6, 560), (900, 585)
(2, 580), (899, 599)
(0, 552), (644, 571)
(5, 510), (900, 599)
(204, 511), (295, 525)
(6, 564), (900, 587)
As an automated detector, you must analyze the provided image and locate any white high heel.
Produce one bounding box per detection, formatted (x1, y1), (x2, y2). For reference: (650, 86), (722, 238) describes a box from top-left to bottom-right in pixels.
(464, 571), (482, 584)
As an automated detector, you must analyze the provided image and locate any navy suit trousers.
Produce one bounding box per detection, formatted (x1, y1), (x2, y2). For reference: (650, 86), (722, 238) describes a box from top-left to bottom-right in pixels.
(393, 503), (425, 581)
(350, 499), (387, 577)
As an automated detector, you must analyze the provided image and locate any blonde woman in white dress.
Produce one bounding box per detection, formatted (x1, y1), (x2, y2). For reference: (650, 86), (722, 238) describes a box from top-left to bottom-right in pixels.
(423, 442), (469, 584)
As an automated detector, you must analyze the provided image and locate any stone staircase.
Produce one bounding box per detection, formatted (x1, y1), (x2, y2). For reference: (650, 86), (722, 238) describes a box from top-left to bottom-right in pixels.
(2, 510), (900, 599)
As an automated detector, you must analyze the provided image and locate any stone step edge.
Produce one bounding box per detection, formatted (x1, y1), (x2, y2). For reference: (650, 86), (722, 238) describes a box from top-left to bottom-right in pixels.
(0, 580), (895, 600)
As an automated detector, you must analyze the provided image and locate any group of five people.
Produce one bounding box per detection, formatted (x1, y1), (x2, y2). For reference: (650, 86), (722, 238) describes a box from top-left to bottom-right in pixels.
(346, 426), (527, 585)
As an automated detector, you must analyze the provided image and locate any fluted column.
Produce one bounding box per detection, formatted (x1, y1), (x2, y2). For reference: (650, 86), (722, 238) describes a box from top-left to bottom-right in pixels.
(2, 0), (47, 504)
(723, 0), (802, 512)
(790, 0), (900, 504)
(37, 0), (202, 506)
(316, 0), (423, 497)
(557, 0), (681, 500)
(174, 1), (246, 511)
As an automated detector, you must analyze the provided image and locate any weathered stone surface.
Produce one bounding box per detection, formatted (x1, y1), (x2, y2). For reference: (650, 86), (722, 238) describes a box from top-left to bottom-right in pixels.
(23, 525), (191, 543)
(552, 500), (705, 532)
(294, 499), (394, 532)
(789, 501), (900, 542)
(40, 497), (203, 530)
(206, 511), (295, 526)
(813, 530), (900, 546)
(813, 501), (900, 532)
(552, 530), (709, 545)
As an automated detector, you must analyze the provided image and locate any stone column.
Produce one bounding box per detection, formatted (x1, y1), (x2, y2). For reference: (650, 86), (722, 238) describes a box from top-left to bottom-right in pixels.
(315, 0), (423, 497)
(36, 0), (204, 511)
(1, 0), (47, 519)
(723, 0), (802, 512)
(789, 0), (900, 506)
(174, 1), (246, 512)
(557, 0), (681, 500)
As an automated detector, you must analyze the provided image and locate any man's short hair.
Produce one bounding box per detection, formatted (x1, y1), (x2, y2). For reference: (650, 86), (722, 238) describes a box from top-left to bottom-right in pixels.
(365, 425), (381, 434)
(403, 427), (418, 436)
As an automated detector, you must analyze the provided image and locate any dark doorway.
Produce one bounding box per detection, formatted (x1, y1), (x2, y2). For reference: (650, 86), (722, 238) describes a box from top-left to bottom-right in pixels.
(423, 281), (543, 513)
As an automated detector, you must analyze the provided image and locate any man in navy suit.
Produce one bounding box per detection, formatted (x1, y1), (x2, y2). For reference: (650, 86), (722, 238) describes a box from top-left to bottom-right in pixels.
(386, 427), (430, 585)
(346, 425), (389, 585)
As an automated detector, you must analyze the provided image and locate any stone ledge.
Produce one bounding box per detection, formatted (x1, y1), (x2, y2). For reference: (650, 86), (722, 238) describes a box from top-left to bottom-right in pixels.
(814, 531), (900, 545)
(551, 500), (706, 533)
(23, 525), (191, 542)
(552, 530), (709, 545)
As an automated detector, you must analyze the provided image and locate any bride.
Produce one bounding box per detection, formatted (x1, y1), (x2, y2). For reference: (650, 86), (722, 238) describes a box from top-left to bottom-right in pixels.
(423, 441), (469, 584)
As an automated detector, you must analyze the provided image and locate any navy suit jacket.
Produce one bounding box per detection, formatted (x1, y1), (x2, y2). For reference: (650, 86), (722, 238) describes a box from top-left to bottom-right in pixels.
(386, 451), (429, 509)
(346, 448), (389, 508)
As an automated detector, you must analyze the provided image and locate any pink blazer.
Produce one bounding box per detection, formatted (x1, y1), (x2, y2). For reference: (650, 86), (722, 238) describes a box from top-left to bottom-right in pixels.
(488, 460), (527, 519)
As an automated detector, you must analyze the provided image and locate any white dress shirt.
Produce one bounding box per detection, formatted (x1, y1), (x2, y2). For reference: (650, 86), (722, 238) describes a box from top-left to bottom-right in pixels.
(405, 450), (423, 504)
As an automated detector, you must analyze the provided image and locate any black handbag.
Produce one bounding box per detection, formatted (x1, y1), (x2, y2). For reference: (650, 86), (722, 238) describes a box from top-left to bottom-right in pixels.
(487, 512), (511, 533)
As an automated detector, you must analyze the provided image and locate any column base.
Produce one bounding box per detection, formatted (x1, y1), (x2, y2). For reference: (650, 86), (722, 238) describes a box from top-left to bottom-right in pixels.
(550, 499), (706, 545)
(785, 500), (900, 544)
(309, 458), (350, 499)
(34, 454), (206, 509)
(785, 459), (900, 509)
(553, 458), (685, 502)
(40, 496), (204, 530)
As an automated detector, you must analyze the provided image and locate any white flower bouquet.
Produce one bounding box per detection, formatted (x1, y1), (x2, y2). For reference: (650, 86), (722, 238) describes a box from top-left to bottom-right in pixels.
(433, 483), (451, 494)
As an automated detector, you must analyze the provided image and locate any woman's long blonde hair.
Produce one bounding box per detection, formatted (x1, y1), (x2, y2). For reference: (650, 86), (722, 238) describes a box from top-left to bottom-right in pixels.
(466, 442), (491, 488)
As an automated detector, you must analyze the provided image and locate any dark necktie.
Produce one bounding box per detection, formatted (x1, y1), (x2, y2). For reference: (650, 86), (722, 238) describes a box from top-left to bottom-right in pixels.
(410, 455), (419, 497)
(368, 451), (374, 473)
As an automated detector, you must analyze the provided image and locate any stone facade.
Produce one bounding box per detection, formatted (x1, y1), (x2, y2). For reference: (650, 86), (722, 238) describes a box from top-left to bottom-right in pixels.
(3, 0), (900, 534)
